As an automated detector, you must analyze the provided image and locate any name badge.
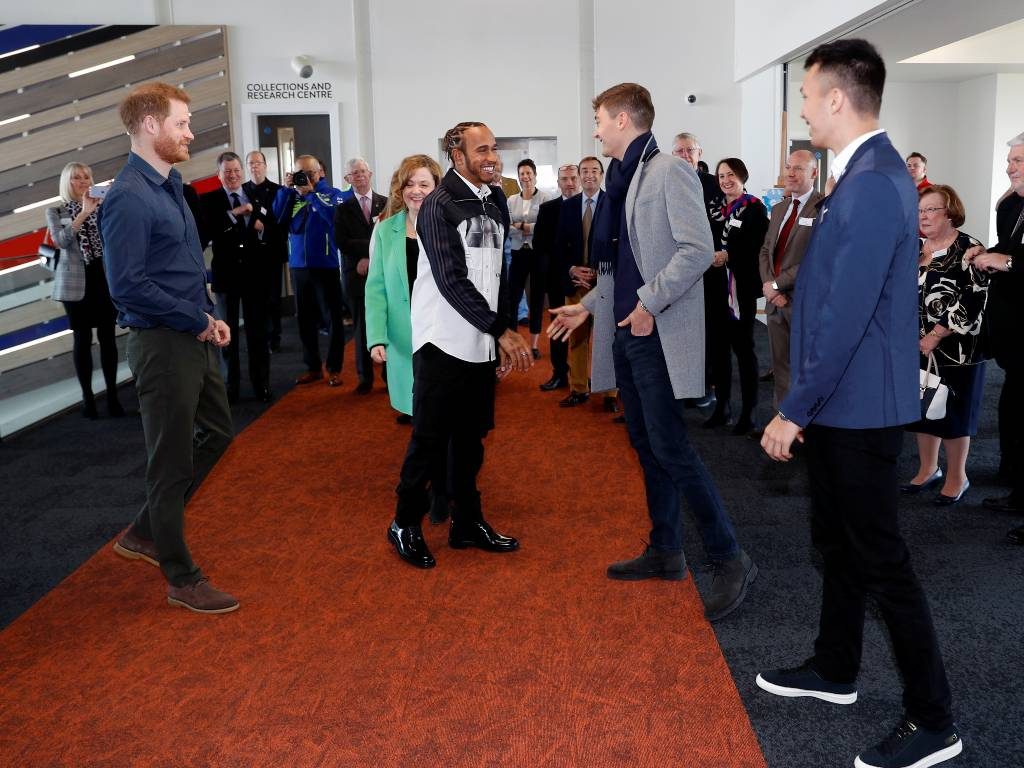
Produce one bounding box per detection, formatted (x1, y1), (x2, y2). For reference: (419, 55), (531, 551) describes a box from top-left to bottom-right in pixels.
(728, 217), (742, 229)
(798, 217), (815, 226)
(259, 206), (267, 216)
(60, 218), (72, 225)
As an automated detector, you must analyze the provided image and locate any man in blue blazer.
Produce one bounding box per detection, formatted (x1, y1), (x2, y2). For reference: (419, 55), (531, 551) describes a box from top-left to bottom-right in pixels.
(757, 40), (962, 768)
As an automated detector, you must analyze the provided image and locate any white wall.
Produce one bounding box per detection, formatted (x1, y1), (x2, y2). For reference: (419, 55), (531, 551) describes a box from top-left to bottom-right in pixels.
(990, 74), (1024, 240)
(739, 67), (782, 196)
(953, 76), (999, 243)
(733, 0), (897, 80)
(594, 0), (741, 174)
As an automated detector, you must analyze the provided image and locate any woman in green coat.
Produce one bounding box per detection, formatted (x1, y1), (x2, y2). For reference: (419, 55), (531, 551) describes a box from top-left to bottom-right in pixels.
(366, 154), (442, 420)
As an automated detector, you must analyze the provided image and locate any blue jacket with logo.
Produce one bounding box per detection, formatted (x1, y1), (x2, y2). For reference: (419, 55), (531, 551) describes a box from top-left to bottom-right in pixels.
(272, 179), (349, 269)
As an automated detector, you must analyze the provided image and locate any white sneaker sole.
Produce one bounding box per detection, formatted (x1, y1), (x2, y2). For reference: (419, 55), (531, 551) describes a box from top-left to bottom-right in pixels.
(854, 738), (962, 768)
(755, 673), (858, 705)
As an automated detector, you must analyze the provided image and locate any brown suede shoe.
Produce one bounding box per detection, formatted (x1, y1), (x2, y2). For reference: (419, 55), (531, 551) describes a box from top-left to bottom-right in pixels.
(294, 370), (323, 385)
(113, 528), (159, 567)
(166, 579), (239, 614)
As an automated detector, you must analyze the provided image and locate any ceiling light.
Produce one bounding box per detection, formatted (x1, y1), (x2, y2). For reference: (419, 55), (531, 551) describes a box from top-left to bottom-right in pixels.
(68, 55), (135, 79)
(0, 44), (40, 60)
(0, 114), (30, 126)
(13, 195), (62, 214)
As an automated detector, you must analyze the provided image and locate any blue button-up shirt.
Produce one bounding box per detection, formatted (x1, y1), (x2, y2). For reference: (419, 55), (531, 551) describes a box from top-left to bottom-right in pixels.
(100, 152), (212, 334)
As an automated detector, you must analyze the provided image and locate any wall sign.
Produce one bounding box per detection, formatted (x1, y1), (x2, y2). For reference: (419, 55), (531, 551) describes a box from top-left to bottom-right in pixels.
(245, 82), (333, 100)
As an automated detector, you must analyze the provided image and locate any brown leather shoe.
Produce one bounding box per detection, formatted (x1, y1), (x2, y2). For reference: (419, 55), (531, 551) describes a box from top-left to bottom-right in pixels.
(327, 373), (342, 387)
(295, 370), (323, 385)
(113, 528), (159, 567)
(167, 579), (239, 614)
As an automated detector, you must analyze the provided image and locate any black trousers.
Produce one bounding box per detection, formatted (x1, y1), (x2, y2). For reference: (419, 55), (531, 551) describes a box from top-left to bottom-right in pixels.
(267, 262), (284, 346)
(126, 328), (234, 587)
(997, 365), (1023, 500)
(542, 253), (568, 379)
(507, 246), (545, 334)
(217, 280), (270, 394)
(707, 284), (758, 417)
(292, 266), (346, 374)
(342, 269), (374, 385)
(395, 344), (496, 527)
(804, 424), (953, 730)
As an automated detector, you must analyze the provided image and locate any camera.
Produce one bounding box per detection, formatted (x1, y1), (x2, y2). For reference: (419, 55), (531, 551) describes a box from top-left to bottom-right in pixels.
(687, 94), (697, 104)
(292, 170), (310, 188)
(291, 55), (314, 79)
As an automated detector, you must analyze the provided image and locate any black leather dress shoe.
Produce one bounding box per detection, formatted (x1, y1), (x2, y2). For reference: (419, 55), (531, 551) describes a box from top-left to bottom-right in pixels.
(540, 376), (568, 391)
(983, 495), (1024, 514)
(933, 480), (969, 507)
(388, 521), (435, 568)
(1007, 524), (1024, 545)
(559, 392), (590, 408)
(603, 396), (620, 413)
(449, 519), (519, 552)
(256, 386), (274, 403)
(355, 380), (373, 395)
(900, 468), (943, 495)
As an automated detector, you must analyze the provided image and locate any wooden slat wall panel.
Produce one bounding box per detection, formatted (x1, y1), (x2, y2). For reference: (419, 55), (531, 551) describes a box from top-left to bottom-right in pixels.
(0, 298), (64, 337)
(0, 104), (228, 195)
(0, 26), (214, 94)
(0, 145), (227, 243)
(0, 121), (230, 213)
(0, 74), (229, 174)
(0, 57), (226, 142)
(0, 34), (225, 118)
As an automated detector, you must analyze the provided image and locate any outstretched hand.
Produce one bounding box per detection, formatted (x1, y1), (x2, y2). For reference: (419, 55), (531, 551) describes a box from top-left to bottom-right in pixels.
(547, 304), (590, 341)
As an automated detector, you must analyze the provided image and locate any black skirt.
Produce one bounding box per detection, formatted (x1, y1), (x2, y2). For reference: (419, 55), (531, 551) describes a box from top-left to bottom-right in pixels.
(907, 361), (986, 439)
(62, 259), (117, 331)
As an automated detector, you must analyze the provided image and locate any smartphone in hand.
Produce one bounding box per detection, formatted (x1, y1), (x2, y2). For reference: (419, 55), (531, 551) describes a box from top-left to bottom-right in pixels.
(88, 185), (109, 199)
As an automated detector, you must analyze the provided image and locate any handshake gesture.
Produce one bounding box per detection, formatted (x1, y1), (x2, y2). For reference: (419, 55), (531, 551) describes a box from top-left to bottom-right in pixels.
(197, 313), (231, 346)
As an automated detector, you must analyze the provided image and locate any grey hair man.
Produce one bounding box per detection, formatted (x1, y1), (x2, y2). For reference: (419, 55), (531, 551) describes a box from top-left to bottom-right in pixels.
(757, 149), (823, 407)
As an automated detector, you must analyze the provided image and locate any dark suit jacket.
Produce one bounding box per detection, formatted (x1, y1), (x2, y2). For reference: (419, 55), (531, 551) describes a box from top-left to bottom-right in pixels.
(333, 191), (388, 273)
(757, 190), (825, 305)
(198, 187), (265, 294)
(984, 191), (1024, 366)
(243, 178), (287, 264)
(555, 192), (602, 296)
(533, 196), (564, 290)
(781, 132), (920, 429)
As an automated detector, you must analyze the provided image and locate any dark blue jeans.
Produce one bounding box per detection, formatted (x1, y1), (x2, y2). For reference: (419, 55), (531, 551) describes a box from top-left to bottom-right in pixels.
(613, 326), (739, 560)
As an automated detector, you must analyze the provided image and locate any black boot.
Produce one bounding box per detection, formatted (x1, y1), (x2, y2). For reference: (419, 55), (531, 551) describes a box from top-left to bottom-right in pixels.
(607, 544), (687, 581)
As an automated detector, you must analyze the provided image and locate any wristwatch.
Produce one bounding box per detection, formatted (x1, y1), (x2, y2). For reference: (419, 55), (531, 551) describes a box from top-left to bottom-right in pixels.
(771, 281), (779, 291)
(1006, 254), (1014, 271)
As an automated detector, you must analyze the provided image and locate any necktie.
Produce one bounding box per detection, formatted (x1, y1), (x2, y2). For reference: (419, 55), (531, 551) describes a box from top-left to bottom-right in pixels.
(773, 198), (800, 277)
(361, 195), (372, 223)
(582, 198), (594, 266)
(231, 192), (247, 227)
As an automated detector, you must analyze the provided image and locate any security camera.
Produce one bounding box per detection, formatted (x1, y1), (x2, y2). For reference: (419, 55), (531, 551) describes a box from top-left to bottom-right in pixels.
(687, 94), (697, 104)
(291, 55), (314, 79)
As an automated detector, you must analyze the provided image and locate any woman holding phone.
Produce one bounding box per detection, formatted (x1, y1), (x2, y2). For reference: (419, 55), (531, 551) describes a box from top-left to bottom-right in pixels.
(45, 162), (123, 418)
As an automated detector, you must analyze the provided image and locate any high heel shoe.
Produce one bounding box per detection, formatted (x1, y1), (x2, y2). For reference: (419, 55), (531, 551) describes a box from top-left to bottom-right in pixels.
(900, 468), (943, 495)
(934, 480), (969, 507)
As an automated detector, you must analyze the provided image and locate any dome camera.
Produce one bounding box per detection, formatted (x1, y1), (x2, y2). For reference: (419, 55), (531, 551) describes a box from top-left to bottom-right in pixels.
(291, 55), (314, 79)
(687, 94), (697, 104)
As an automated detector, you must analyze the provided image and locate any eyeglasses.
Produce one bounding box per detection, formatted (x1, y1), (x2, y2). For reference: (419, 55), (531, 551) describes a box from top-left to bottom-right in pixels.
(675, 147), (700, 155)
(918, 206), (946, 215)
(558, 164), (579, 171)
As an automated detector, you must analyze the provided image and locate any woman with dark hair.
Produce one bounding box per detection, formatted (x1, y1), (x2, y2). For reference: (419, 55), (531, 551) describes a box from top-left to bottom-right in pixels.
(703, 157), (768, 434)
(506, 158), (550, 358)
(45, 162), (124, 418)
(902, 184), (989, 505)
(365, 154), (442, 421)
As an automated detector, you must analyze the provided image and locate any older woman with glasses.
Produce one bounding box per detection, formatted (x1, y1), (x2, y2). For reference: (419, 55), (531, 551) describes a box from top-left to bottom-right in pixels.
(902, 184), (990, 505)
(45, 162), (123, 418)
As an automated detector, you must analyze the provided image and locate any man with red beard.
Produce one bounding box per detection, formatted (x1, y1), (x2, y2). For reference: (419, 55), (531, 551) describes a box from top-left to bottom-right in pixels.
(101, 82), (239, 614)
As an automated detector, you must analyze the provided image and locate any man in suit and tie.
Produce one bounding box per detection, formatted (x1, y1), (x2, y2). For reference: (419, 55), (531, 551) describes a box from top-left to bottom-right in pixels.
(245, 150), (287, 354)
(549, 83), (755, 622)
(557, 156), (610, 409)
(199, 151), (272, 403)
(334, 157), (388, 394)
(533, 163), (580, 391)
(757, 149), (823, 408)
(758, 40), (962, 768)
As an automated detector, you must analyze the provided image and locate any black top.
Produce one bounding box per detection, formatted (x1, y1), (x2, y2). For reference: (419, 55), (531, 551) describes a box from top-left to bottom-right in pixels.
(985, 192), (1024, 364)
(918, 231), (989, 366)
(719, 196), (769, 299)
(405, 237), (418, 297)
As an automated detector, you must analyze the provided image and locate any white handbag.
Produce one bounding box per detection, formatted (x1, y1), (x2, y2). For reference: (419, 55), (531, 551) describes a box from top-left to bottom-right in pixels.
(919, 352), (949, 421)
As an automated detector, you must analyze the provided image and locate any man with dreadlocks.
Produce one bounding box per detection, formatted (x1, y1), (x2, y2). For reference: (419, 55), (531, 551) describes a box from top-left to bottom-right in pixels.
(386, 121), (534, 569)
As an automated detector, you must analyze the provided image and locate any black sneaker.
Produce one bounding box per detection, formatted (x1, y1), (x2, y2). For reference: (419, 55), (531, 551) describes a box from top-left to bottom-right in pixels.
(756, 662), (857, 705)
(855, 719), (962, 768)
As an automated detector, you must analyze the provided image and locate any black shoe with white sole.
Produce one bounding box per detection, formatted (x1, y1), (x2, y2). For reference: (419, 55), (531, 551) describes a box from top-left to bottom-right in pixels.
(855, 718), (962, 768)
(755, 662), (857, 705)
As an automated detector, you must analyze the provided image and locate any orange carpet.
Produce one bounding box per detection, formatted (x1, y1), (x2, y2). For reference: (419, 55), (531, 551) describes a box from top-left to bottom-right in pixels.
(0, 334), (767, 767)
